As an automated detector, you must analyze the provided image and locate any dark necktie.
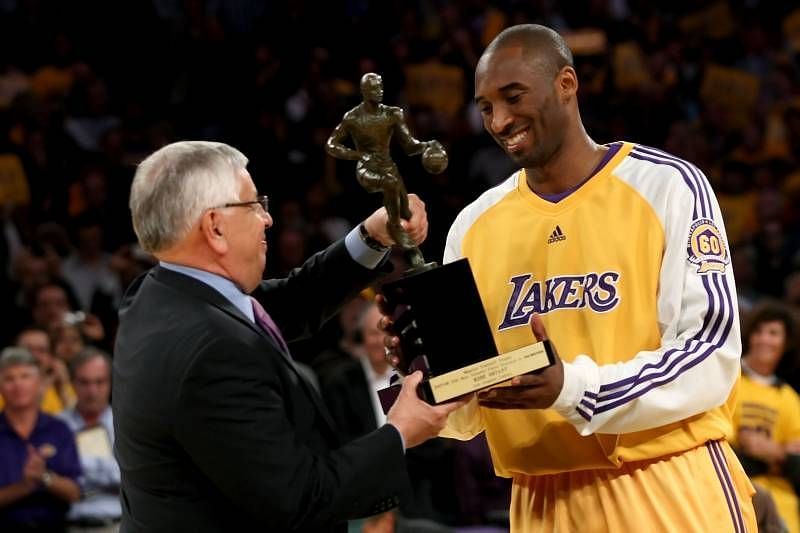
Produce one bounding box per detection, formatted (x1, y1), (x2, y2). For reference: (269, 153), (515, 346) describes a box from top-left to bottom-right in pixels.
(250, 297), (289, 354)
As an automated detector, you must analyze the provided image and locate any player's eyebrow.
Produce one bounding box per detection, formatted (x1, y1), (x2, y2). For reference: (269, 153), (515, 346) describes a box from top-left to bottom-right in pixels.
(474, 82), (527, 103)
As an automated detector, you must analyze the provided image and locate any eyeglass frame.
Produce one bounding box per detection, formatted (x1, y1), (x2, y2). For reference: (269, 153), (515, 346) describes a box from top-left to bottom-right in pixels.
(211, 195), (269, 214)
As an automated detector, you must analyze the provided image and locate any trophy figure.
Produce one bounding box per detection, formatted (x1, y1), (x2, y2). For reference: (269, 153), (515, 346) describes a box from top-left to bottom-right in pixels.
(325, 72), (448, 270)
(326, 74), (554, 410)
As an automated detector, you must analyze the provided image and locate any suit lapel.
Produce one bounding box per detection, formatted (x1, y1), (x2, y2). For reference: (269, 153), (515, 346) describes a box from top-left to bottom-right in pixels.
(151, 266), (338, 435)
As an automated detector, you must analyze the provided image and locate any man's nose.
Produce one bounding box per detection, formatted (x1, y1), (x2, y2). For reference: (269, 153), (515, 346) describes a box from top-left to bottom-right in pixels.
(490, 106), (513, 135)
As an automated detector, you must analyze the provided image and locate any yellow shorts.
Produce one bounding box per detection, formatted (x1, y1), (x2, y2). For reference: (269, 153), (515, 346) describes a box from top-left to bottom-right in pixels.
(510, 440), (757, 532)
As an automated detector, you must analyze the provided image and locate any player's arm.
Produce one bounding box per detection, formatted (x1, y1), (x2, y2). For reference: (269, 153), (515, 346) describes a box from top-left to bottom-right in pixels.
(391, 107), (430, 156)
(544, 167), (740, 435)
(325, 118), (361, 161)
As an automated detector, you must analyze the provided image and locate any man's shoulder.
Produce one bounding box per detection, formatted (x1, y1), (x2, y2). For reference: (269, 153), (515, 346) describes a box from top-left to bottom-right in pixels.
(36, 412), (76, 441)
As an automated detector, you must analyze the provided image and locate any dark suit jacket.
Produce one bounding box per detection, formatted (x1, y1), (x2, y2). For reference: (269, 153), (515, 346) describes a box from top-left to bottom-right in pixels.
(113, 240), (408, 532)
(321, 358), (378, 444)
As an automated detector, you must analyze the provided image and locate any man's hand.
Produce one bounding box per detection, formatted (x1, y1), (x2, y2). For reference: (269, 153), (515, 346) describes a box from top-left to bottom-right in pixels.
(476, 314), (564, 410)
(22, 445), (45, 487)
(363, 193), (428, 247)
(387, 371), (468, 448)
(739, 428), (785, 465)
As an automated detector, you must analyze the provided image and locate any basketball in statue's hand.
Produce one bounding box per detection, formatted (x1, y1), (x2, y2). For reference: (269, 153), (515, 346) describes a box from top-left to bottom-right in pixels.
(421, 142), (448, 174)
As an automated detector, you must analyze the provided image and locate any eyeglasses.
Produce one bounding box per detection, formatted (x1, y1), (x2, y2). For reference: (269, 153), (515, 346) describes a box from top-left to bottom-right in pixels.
(213, 195), (269, 214)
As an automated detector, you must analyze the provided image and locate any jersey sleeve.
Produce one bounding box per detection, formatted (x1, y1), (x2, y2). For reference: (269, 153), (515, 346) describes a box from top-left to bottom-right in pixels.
(551, 158), (741, 435)
(438, 210), (486, 440)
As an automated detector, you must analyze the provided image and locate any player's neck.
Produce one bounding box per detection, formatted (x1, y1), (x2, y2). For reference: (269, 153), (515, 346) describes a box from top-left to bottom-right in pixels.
(525, 132), (605, 195)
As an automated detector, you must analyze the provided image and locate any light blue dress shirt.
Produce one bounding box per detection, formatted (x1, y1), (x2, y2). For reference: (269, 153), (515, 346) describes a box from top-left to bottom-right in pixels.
(58, 407), (122, 521)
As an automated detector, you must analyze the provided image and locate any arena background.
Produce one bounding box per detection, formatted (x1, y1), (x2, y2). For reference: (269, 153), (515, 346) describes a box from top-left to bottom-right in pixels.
(1, 1), (799, 531)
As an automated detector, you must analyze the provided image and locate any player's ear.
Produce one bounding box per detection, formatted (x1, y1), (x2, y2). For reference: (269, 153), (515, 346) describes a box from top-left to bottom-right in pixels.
(557, 66), (578, 102)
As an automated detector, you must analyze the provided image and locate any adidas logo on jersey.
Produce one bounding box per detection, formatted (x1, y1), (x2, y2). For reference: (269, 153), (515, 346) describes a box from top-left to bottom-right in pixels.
(547, 225), (566, 244)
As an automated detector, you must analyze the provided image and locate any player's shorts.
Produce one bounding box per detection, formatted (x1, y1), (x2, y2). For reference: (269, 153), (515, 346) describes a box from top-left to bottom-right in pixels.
(509, 439), (757, 532)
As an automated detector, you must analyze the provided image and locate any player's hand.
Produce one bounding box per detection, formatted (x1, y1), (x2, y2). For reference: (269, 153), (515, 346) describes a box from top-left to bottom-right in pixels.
(363, 193), (428, 247)
(477, 314), (564, 410)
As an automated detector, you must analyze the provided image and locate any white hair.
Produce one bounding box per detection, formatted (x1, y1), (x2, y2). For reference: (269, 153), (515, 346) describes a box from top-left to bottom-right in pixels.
(130, 141), (248, 253)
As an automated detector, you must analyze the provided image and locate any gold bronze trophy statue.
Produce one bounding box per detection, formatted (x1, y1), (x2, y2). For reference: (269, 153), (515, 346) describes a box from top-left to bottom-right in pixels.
(326, 73), (554, 410)
(325, 72), (446, 269)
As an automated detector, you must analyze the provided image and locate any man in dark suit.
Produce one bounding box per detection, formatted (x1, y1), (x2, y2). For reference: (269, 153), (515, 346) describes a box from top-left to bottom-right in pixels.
(113, 141), (463, 532)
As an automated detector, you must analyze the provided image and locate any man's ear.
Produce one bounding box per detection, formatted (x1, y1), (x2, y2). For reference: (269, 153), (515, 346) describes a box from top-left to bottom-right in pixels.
(557, 66), (578, 103)
(200, 209), (228, 254)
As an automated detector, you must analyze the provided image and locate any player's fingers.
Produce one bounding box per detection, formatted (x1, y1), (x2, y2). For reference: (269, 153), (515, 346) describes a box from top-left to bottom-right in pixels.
(510, 374), (545, 387)
(529, 313), (548, 341)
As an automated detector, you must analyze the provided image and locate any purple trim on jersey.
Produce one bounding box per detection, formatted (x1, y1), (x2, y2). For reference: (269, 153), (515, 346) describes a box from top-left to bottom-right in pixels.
(637, 145), (714, 219)
(628, 151), (702, 219)
(593, 274), (733, 414)
(708, 441), (746, 533)
(579, 399), (595, 411)
(597, 274), (717, 394)
(633, 145), (711, 219)
(536, 143), (622, 203)
(584, 391), (597, 400)
(576, 406), (591, 421)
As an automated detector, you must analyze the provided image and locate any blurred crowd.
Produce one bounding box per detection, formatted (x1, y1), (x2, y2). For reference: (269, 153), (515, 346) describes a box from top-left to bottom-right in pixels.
(0, 0), (799, 531)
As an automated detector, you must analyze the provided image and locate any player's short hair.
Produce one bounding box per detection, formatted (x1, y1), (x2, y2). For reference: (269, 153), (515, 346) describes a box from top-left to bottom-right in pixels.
(484, 24), (574, 79)
(130, 141), (248, 253)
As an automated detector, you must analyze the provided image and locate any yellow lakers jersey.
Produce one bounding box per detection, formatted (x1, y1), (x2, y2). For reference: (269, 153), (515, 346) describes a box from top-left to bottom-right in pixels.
(731, 371), (800, 533)
(441, 141), (741, 476)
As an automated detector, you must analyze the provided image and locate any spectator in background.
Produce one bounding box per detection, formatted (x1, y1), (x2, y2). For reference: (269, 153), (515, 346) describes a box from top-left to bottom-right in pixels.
(732, 303), (800, 533)
(58, 348), (120, 531)
(31, 283), (77, 332)
(323, 301), (455, 525)
(0, 347), (82, 531)
(310, 292), (370, 388)
(51, 324), (87, 367)
(61, 213), (122, 314)
(1, 250), (52, 347)
(323, 301), (393, 441)
(30, 284), (106, 350)
(12, 327), (74, 414)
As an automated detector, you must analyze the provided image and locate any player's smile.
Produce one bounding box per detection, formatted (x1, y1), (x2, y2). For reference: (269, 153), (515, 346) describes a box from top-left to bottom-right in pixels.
(502, 127), (531, 154)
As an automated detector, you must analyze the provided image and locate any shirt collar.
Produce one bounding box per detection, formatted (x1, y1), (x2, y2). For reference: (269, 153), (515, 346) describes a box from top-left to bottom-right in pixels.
(160, 261), (255, 322)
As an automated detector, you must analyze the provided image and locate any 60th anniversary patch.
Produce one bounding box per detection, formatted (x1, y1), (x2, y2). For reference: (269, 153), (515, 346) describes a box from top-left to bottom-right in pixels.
(687, 218), (728, 274)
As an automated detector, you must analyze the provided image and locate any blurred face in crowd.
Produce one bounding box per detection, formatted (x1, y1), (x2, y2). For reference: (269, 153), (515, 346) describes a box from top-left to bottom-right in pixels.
(15, 253), (49, 293)
(53, 324), (86, 363)
(32, 285), (71, 328)
(76, 224), (104, 258)
(361, 304), (387, 372)
(0, 364), (41, 411)
(747, 320), (787, 375)
(474, 45), (571, 170)
(215, 170), (272, 293)
(17, 330), (54, 371)
(74, 356), (111, 417)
